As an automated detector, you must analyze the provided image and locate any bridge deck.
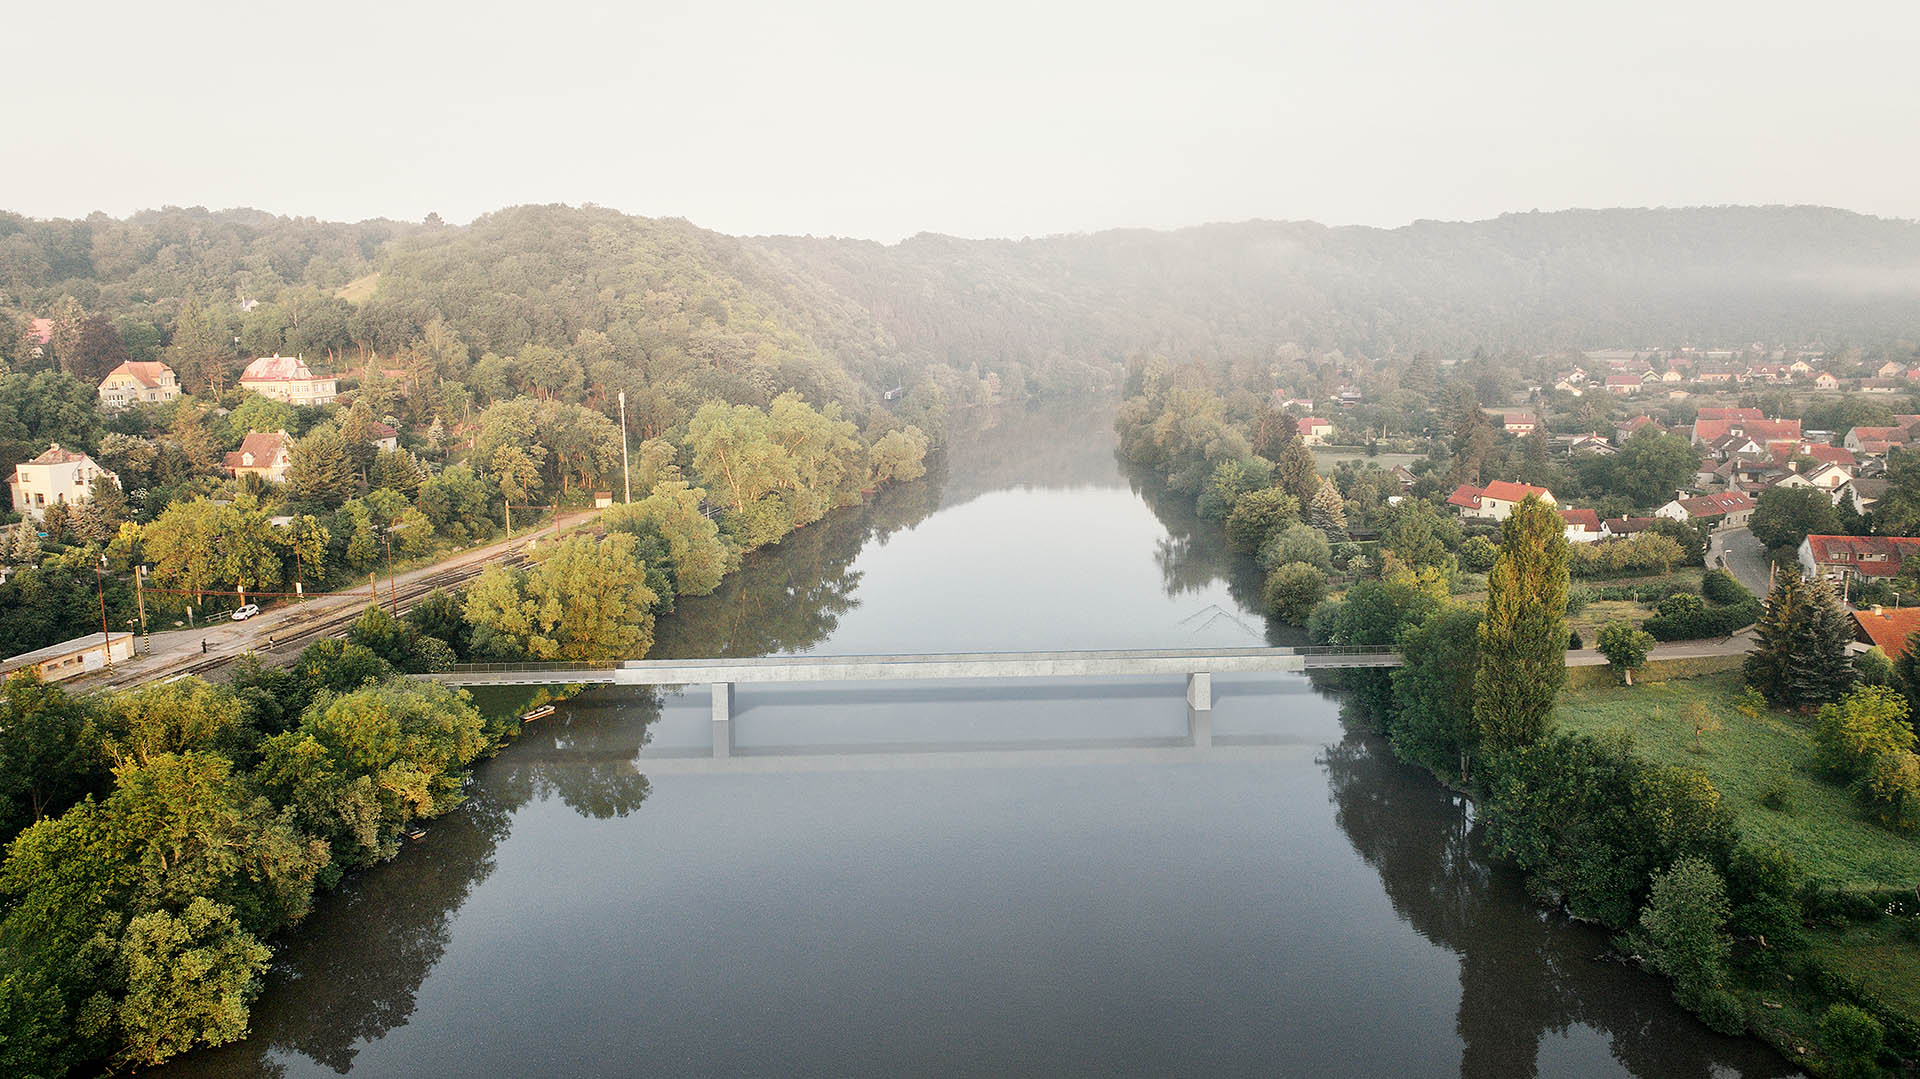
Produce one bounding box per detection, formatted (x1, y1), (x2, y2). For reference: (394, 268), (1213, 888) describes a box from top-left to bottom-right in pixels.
(430, 645), (1399, 688)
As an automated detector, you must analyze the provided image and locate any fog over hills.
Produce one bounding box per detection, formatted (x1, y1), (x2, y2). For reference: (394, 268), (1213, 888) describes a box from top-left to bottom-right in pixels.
(5, 204), (1918, 402)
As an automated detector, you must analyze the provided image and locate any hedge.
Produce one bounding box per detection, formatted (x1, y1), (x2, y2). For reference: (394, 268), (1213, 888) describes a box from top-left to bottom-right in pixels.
(1642, 601), (1761, 642)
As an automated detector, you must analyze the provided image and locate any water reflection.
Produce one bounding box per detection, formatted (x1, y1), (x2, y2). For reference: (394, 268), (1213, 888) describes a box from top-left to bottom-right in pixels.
(159, 402), (1798, 1078)
(1321, 704), (1797, 1078)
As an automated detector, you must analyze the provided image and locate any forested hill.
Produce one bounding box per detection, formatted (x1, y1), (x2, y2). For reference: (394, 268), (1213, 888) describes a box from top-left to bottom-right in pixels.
(6, 204), (1920, 411)
(761, 206), (1920, 367)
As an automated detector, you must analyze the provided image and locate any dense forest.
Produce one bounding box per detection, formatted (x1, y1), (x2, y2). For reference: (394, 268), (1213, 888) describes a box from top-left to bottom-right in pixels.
(7, 204), (1920, 414)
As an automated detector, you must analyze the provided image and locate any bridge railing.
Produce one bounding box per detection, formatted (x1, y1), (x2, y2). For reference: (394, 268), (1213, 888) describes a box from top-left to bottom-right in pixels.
(442, 645), (1401, 676)
(444, 661), (621, 674)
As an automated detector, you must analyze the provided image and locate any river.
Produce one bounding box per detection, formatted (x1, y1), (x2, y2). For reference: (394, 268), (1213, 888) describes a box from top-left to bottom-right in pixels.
(165, 403), (1796, 1078)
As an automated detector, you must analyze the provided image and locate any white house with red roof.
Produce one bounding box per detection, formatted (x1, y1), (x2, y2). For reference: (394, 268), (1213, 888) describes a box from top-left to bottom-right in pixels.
(97, 361), (184, 410)
(9, 444), (117, 523)
(1654, 491), (1755, 529)
(1500, 412), (1539, 435)
(1603, 375), (1642, 396)
(1446, 480), (1556, 522)
(239, 355), (338, 407)
(1800, 535), (1920, 584)
(1559, 507), (1604, 543)
(1296, 417), (1333, 446)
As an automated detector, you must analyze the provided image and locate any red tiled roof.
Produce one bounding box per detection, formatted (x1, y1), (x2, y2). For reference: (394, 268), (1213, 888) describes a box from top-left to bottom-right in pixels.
(103, 361), (175, 389)
(1297, 417), (1332, 434)
(1481, 480), (1552, 503)
(224, 431), (289, 472)
(1853, 607), (1920, 658)
(1676, 492), (1754, 518)
(1850, 426), (1903, 442)
(24, 443), (87, 466)
(1697, 407), (1764, 422)
(1741, 419), (1802, 442)
(1559, 508), (1602, 531)
(1446, 484), (1483, 509)
(1805, 535), (1920, 578)
(241, 355), (318, 382)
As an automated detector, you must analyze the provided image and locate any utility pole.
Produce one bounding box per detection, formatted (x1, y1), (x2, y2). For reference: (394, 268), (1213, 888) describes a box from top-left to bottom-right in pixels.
(134, 564), (149, 655)
(384, 529), (398, 615)
(93, 556), (113, 670)
(618, 389), (632, 504)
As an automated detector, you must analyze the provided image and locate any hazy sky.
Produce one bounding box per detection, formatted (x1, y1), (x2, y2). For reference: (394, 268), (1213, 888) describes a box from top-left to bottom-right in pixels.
(10, 0), (1920, 240)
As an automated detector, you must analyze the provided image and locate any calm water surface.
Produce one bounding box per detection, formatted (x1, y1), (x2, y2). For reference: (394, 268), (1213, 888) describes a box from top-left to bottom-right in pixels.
(169, 404), (1796, 1078)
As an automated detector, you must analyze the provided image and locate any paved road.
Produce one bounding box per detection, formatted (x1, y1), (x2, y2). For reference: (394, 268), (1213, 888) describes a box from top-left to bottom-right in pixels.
(1566, 630), (1754, 668)
(76, 509), (598, 691)
(1708, 525), (1772, 598)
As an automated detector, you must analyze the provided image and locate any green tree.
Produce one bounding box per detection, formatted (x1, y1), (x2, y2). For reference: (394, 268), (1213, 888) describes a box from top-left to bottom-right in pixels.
(0, 673), (105, 839)
(1307, 476), (1347, 538)
(490, 444), (545, 536)
(1635, 857), (1743, 1035)
(1745, 569), (1856, 710)
(1224, 488), (1298, 553)
(1474, 495), (1569, 753)
(463, 533), (659, 660)
(113, 898), (271, 1067)
(1604, 430), (1699, 508)
(1381, 500), (1459, 571)
(1748, 486), (1842, 552)
(1257, 520), (1332, 572)
(286, 426), (357, 509)
(1274, 439), (1319, 504)
(1262, 562), (1326, 625)
(1596, 622), (1655, 684)
(604, 480), (733, 596)
(1390, 606), (1483, 781)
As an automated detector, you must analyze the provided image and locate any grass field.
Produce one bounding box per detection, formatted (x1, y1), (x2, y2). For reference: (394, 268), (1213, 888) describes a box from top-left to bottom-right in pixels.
(336, 271), (381, 304)
(1557, 672), (1920, 888)
(1310, 447), (1425, 470)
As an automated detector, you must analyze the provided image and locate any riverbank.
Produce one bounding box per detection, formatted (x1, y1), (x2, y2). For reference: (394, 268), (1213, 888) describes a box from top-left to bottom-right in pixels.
(1557, 672), (1920, 1070)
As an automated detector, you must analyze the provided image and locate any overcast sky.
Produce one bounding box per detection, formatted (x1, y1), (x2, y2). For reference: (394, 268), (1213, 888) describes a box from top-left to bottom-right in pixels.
(9, 0), (1920, 240)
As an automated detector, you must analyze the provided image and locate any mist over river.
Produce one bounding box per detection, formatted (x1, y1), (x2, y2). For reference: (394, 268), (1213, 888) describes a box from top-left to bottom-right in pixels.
(164, 403), (1793, 1078)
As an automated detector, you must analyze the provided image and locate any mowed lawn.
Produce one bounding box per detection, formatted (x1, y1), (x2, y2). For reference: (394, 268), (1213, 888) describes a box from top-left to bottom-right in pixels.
(1555, 672), (1920, 889)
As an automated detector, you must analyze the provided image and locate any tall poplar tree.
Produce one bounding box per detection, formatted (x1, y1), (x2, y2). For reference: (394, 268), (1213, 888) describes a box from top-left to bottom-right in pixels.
(1472, 495), (1569, 753)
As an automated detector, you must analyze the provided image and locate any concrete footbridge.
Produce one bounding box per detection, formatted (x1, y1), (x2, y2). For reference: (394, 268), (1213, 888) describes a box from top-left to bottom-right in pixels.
(430, 645), (1401, 722)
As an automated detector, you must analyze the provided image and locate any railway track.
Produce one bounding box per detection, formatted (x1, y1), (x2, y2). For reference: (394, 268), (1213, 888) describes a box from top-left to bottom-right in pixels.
(92, 525), (569, 691)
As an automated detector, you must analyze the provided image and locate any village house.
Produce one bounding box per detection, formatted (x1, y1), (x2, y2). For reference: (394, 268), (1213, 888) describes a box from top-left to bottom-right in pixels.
(1878, 361), (1906, 379)
(1841, 478), (1888, 517)
(1654, 491), (1755, 529)
(1853, 606), (1920, 660)
(97, 361), (183, 410)
(239, 355), (339, 407)
(223, 431), (294, 484)
(1814, 372), (1840, 391)
(1603, 374), (1642, 396)
(1603, 516), (1657, 538)
(1446, 480), (1555, 522)
(1500, 412), (1539, 435)
(1845, 426), (1909, 456)
(1863, 379), (1904, 395)
(1297, 417), (1334, 446)
(9, 444), (117, 523)
(1559, 507), (1604, 543)
(369, 421), (400, 452)
(1799, 534), (1920, 585)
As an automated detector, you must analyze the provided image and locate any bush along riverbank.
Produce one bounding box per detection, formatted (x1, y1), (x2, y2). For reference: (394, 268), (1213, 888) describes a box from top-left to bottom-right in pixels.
(1313, 494), (1916, 1077)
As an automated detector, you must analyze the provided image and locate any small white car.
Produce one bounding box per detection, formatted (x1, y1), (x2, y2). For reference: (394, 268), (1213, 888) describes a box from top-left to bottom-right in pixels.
(231, 604), (261, 621)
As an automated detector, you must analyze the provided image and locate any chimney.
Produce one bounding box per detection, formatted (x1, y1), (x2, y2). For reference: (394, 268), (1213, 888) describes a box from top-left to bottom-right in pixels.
(1872, 605), (1885, 617)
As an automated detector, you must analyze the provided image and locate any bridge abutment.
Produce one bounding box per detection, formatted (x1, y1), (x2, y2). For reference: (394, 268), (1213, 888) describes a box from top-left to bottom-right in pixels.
(1185, 671), (1211, 712)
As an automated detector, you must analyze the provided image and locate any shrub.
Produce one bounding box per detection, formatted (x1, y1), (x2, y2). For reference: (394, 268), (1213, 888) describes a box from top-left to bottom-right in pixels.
(1642, 600), (1761, 642)
(1262, 562), (1327, 625)
(1701, 569), (1753, 606)
(1459, 535), (1499, 573)
(1566, 586), (1596, 615)
(1567, 630), (1583, 650)
(1819, 1004), (1885, 1079)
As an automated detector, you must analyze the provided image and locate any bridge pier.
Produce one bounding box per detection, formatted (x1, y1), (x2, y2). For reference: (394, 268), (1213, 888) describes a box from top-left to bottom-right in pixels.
(1185, 671), (1211, 712)
(711, 682), (734, 758)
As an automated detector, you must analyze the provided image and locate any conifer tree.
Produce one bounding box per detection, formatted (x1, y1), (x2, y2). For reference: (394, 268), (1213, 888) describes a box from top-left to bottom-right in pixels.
(1308, 476), (1348, 539)
(1275, 438), (1319, 505)
(1472, 494), (1569, 753)
(1745, 568), (1855, 710)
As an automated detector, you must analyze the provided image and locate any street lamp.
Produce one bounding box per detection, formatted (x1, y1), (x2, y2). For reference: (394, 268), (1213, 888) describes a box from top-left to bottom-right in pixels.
(618, 389), (631, 504)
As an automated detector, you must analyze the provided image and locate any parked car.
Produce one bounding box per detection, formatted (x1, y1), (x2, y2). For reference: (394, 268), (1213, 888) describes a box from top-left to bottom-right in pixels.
(231, 603), (261, 621)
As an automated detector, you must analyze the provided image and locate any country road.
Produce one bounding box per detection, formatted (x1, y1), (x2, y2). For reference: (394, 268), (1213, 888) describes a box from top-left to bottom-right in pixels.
(1708, 525), (1772, 599)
